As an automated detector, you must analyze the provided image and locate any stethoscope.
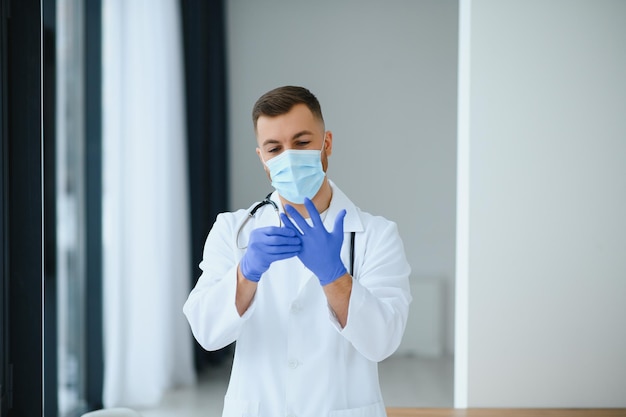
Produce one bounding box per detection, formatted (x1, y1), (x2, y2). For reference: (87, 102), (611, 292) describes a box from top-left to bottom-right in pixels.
(236, 193), (281, 249)
(235, 192), (357, 276)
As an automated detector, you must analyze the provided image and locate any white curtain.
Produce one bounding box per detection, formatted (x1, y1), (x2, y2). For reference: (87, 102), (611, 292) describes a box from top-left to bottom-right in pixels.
(102, 0), (195, 407)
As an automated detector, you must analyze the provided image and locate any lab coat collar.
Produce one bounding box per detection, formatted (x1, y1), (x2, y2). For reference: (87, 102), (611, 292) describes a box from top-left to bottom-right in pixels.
(268, 179), (364, 233)
(325, 180), (364, 233)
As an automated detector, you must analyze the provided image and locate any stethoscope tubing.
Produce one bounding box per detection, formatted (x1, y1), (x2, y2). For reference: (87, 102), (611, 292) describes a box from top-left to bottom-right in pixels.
(248, 192), (278, 217)
(236, 193), (280, 249)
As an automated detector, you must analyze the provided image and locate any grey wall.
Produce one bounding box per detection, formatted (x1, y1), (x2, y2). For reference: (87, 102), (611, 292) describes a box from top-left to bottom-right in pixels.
(226, 0), (459, 356)
(466, 0), (626, 407)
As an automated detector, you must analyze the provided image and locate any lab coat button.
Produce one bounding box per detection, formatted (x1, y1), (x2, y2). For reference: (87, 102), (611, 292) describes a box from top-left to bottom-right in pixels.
(287, 359), (299, 369)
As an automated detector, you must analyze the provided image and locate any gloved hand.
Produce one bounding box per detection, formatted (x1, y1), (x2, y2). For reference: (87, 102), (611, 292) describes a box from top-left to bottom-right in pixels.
(239, 226), (302, 282)
(281, 198), (348, 286)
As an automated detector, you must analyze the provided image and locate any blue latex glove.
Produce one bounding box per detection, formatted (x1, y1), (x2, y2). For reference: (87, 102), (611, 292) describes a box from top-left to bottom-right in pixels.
(281, 198), (348, 286)
(240, 226), (302, 282)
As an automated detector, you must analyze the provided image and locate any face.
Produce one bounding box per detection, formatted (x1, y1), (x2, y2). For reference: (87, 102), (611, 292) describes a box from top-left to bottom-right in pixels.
(255, 103), (332, 177)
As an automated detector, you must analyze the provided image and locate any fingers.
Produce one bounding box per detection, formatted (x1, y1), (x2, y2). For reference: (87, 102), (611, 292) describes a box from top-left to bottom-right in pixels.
(280, 213), (301, 235)
(260, 225), (298, 237)
(332, 209), (347, 235)
(257, 241), (301, 255)
(283, 204), (347, 235)
(283, 204), (310, 232)
(303, 198), (323, 227)
(249, 226), (301, 254)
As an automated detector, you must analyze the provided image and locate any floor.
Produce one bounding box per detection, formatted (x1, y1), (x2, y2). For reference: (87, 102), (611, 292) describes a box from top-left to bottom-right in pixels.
(385, 410), (626, 417)
(137, 354), (454, 417)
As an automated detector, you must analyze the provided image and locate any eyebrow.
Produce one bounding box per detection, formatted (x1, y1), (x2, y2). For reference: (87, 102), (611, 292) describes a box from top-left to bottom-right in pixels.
(261, 130), (315, 147)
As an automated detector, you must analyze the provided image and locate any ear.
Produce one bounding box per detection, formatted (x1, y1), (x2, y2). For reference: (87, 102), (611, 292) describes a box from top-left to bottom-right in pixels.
(257, 147), (272, 179)
(256, 147), (265, 164)
(324, 131), (334, 156)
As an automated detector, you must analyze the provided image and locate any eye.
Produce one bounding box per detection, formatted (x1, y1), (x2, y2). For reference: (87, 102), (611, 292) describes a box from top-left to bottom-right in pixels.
(296, 141), (311, 147)
(266, 146), (281, 154)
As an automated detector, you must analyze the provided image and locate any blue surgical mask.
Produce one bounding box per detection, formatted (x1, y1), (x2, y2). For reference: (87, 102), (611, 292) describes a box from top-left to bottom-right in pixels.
(263, 145), (326, 204)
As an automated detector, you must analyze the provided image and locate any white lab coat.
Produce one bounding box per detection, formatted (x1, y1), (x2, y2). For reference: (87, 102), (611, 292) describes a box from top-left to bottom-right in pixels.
(183, 181), (411, 417)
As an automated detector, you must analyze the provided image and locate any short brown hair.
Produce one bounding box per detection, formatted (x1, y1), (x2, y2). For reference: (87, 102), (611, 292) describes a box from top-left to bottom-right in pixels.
(252, 86), (324, 130)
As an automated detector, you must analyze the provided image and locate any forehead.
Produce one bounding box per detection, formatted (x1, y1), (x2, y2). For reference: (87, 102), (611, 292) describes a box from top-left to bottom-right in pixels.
(256, 104), (323, 138)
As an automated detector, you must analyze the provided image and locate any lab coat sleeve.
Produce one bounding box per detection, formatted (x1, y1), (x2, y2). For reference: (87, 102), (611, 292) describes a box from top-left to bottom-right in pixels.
(183, 213), (255, 351)
(335, 219), (412, 362)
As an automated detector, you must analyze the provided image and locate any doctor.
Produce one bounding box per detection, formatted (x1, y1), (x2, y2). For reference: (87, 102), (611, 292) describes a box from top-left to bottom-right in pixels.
(183, 86), (411, 417)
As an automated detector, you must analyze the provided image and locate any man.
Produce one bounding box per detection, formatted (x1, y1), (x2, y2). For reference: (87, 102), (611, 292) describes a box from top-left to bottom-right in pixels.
(183, 86), (411, 417)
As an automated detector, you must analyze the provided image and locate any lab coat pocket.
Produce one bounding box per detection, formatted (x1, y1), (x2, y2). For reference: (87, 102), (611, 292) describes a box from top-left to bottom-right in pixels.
(222, 395), (259, 417)
(328, 401), (386, 417)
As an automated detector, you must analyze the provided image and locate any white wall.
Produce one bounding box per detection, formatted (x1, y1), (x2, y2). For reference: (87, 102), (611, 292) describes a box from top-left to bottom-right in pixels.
(226, 0), (459, 356)
(465, 0), (626, 407)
